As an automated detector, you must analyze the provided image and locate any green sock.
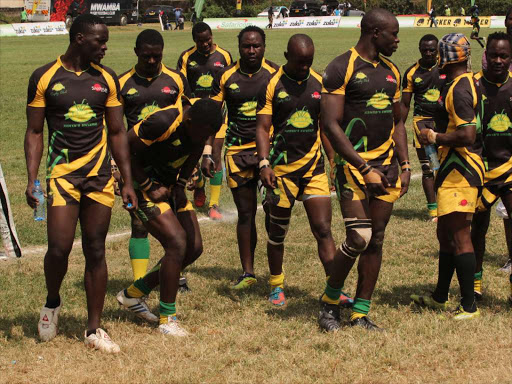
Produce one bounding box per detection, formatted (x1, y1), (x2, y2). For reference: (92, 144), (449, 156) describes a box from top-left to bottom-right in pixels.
(129, 237), (150, 280)
(322, 282), (341, 305)
(159, 301), (176, 324)
(474, 270), (483, 280)
(352, 298), (371, 315)
(211, 170), (223, 185)
(133, 277), (152, 296)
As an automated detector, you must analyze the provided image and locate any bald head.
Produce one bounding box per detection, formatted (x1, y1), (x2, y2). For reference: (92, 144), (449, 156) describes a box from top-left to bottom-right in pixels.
(360, 8), (397, 35)
(287, 34), (314, 53)
(284, 34), (315, 80)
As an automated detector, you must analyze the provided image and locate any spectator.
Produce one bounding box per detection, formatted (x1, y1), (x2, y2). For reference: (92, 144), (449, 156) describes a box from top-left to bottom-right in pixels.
(191, 10), (197, 24)
(279, 7), (287, 18)
(267, 7), (273, 29)
(429, 6), (438, 28)
(174, 8), (181, 30)
(20, 7), (27, 22)
(445, 5), (451, 17)
(321, 3), (327, 16)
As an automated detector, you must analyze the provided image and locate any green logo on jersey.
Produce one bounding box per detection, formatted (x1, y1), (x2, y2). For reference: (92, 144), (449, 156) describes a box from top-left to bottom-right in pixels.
(64, 100), (96, 123)
(127, 87), (138, 95)
(138, 102), (160, 121)
(366, 91), (391, 110)
(239, 100), (257, 117)
(189, 60), (198, 68)
(488, 111), (512, 133)
(287, 108), (313, 129)
(197, 73), (213, 88)
(228, 83), (240, 92)
(51, 82), (67, 96)
(353, 72), (369, 84)
(277, 91), (291, 103)
(424, 88), (440, 102)
(414, 77), (423, 84)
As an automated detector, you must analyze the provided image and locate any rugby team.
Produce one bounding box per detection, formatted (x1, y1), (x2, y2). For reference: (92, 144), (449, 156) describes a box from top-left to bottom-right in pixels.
(24, 7), (512, 352)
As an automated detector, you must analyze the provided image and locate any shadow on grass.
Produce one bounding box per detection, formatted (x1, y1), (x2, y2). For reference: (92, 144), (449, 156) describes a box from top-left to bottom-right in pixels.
(71, 277), (134, 297)
(392, 207), (430, 221)
(189, 265), (240, 281)
(0, 313), (86, 341)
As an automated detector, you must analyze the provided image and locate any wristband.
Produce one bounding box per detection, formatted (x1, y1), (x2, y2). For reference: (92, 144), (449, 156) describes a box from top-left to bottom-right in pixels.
(427, 129), (437, 145)
(259, 159), (270, 169)
(259, 164), (269, 172)
(400, 160), (410, 167)
(357, 162), (372, 176)
(401, 167), (411, 173)
(203, 144), (213, 156)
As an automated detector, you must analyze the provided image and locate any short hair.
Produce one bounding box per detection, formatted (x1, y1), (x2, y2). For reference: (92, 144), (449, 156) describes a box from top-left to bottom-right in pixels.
(192, 21), (211, 40)
(189, 98), (223, 133)
(69, 14), (104, 43)
(360, 8), (396, 35)
(135, 29), (164, 49)
(238, 26), (266, 45)
(486, 31), (512, 51)
(419, 34), (439, 46)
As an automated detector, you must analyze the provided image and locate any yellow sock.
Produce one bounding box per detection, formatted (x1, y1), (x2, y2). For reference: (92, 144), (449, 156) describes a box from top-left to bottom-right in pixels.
(350, 311), (366, 321)
(321, 293), (340, 305)
(160, 315), (169, 325)
(126, 284), (145, 298)
(209, 184), (221, 207)
(131, 259), (149, 281)
(428, 208), (438, 218)
(269, 272), (285, 289)
(474, 278), (482, 293)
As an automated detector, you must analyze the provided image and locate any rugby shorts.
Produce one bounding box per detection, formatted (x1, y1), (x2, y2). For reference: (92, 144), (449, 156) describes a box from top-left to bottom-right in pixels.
(268, 172), (330, 209)
(437, 186), (480, 216)
(225, 146), (259, 189)
(476, 183), (512, 212)
(133, 186), (193, 224)
(47, 174), (115, 208)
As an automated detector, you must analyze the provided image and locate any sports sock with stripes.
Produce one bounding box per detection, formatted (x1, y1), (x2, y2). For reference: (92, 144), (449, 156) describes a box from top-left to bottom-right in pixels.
(269, 272), (284, 289)
(159, 301), (176, 325)
(129, 237), (150, 281)
(350, 298), (370, 321)
(474, 269), (483, 293)
(427, 202), (438, 218)
(321, 282), (341, 305)
(209, 170), (223, 207)
(126, 278), (152, 298)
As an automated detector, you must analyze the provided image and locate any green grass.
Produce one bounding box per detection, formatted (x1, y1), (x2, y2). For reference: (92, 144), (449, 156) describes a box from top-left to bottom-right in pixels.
(1, 25), (511, 384)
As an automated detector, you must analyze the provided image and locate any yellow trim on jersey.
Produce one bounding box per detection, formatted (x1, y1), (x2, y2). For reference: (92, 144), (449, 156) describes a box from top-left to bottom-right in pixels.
(28, 60), (61, 108)
(310, 69), (323, 83)
(91, 63), (122, 108)
(225, 141), (256, 155)
(274, 137), (321, 175)
(119, 68), (136, 90)
(57, 178), (81, 202)
(403, 63), (419, 93)
(211, 62), (239, 103)
(162, 65), (185, 96)
(50, 129), (107, 178)
(216, 46), (232, 66)
(380, 55), (401, 101)
(133, 105), (182, 146)
(179, 46), (197, 77)
(322, 48), (357, 95)
(261, 58), (277, 74)
(86, 134), (108, 177)
(258, 67), (283, 115)
(445, 73), (477, 128)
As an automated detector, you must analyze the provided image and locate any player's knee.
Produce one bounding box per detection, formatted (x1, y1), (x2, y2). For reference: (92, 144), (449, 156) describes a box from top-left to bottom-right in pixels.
(312, 221), (332, 241)
(345, 218), (372, 252)
(46, 245), (72, 262)
(267, 213), (291, 246)
(237, 209), (254, 226)
(420, 160), (434, 179)
(368, 229), (385, 251)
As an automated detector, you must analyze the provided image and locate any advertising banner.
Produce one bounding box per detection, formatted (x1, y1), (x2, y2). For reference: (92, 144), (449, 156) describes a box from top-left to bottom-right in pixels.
(338, 16), (362, 28)
(25, 0), (51, 22)
(490, 16), (505, 28)
(0, 25), (17, 37)
(11, 22), (68, 36)
(414, 16), (491, 28)
(204, 16), (341, 30)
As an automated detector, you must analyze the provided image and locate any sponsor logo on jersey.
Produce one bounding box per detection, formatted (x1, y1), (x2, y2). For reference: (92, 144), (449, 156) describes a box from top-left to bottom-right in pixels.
(138, 102), (160, 121)
(127, 88), (138, 96)
(196, 73), (213, 88)
(424, 88), (440, 102)
(366, 91), (391, 110)
(214, 61), (224, 68)
(50, 82), (67, 96)
(239, 101), (257, 117)
(287, 108), (313, 129)
(439, 74), (447, 79)
(488, 112), (512, 133)
(311, 91), (321, 99)
(92, 83), (108, 93)
(386, 75), (397, 84)
(228, 83), (240, 93)
(277, 91), (290, 103)
(414, 77), (423, 84)
(353, 72), (369, 84)
(65, 100), (96, 123)
(161, 86), (176, 94)
(188, 61), (198, 68)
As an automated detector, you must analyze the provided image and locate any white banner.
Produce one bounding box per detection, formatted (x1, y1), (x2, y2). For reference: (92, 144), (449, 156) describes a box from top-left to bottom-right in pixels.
(11, 22), (68, 36)
(204, 16), (341, 30)
(24, 0), (51, 22)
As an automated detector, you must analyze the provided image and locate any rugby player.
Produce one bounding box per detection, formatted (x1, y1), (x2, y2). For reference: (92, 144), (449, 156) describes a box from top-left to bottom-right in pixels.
(209, 26), (279, 289)
(119, 29), (191, 282)
(25, 15), (137, 353)
(318, 9), (410, 331)
(116, 98), (223, 336)
(255, 34), (337, 306)
(413, 33), (483, 320)
(177, 22), (232, 218)
(402, 34), (446, 220)
(470, 14), (486, 49)
(470, 33), (512, 302)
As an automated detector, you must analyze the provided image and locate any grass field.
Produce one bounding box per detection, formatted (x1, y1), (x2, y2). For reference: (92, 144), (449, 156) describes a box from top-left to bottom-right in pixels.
(1, 24), (512, 383)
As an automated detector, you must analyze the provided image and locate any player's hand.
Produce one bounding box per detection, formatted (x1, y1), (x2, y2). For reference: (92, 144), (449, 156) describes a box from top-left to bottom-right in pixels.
(399, 170), (411, 197)
(363, 167), (390, 197)
(172, 184), (188, 210)
(25, 180), (39, 209)
(121, 183), (138, 211)
(201, 155), (215, 178)
(260, 167), (276, 189)
(419, 128), (432, 146)
(147, 182), (170, 203)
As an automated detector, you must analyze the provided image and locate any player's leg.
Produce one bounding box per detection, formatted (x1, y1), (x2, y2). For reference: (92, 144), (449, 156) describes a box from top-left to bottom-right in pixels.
(129, 214), (150, 281)
(417, 147), (437, 219)
(470, 209), (490, 300)
(231, 182), (259, 288)
(208, 144), (224, 220)
(193, 166), (207, 208)
(499, 192), (512, 303)
(176, 205), (203, 292)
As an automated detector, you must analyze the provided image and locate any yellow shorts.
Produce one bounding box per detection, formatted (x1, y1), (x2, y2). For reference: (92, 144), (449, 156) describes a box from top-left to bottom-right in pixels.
(437, 186), (479, 217)
(476, 183), (512, 212)
(412, 117), (435, 149)
(225, 146), (258, 189)
(334, 162), (401, 204)
(133, 187), (193, 223)
(270, 172), (330, 209)
(47, 175), (115, 208)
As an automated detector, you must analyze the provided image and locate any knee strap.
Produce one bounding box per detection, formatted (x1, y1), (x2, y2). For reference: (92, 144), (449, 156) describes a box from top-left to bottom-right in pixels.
(343, 218), (372, 255)
(420, 159), (434, 178)
(267, 213), (291, 246)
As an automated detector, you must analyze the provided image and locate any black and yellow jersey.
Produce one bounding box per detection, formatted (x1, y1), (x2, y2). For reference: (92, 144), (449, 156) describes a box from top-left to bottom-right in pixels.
(133, 103), (193, 187)
(475, 70), (512, 186)
(27, 56), (121, 179)
(322, 47), (401, 167)
(402, 61), (446, 118)
(434, 72), (484, 189)
(119, 64), (191, 130)
(211, 59), (279, 152)
(176, 45), (232, 98)
(257, 66), (324, 178)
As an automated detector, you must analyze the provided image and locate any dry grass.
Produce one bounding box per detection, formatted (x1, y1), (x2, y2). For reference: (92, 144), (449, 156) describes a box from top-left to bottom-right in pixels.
(1, 25), (512, 384)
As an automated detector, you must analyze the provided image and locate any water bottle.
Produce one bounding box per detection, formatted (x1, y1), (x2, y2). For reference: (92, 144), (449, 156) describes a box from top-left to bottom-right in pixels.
(424, 144), (440, 171)
(33, 180), (46, 221)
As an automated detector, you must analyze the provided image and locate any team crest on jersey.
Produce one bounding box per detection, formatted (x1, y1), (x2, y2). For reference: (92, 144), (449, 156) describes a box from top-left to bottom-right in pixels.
(228, 83), (240, 93)
(424, 88), (440, 102)
(277, 91), (290, 103)
(366, 91), (391, 110)
(51, 82), (67, 96)
(353, 72), (369, 84)
(189, 61), (198, 68)
(414, 77), (423, 84)
(138, 102), (160, 121)
(65, 100), (96, 123)
(161, 86), (176, 94)
(386, 75), (397, 84)
(214, 61), (224, 68)
(287, 108), (313, 129)
(239, 101), (257, 117)
(488, 112), (512, 133)
(196, 73), (213, 88)
(92, 83), (108, 93)
(311, 91), (321, 100)
(125, 87), (139, 99)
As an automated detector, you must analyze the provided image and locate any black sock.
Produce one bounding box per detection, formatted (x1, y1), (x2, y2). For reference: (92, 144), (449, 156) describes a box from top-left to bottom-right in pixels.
(45, 295), (61, 309)
(86, 329), (97, 337)
(453, 252), (477, 312)
(432, 252), (455, 303)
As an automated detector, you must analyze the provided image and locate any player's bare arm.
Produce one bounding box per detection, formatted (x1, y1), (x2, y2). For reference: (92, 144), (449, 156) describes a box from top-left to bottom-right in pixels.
(321, 92), (389, 195)
(255, 113), (275, 189)
(320, 121), (336, 188)
(400, 92), (412, 123)
(419, 124), (476, 147)
(106, 105), (137, 209)
(392, 101), (411, 196)
(24, 106), (45, 208)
